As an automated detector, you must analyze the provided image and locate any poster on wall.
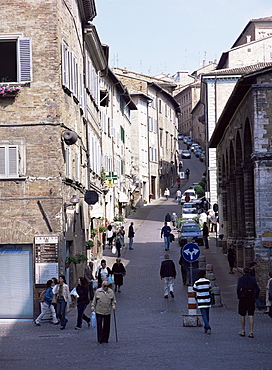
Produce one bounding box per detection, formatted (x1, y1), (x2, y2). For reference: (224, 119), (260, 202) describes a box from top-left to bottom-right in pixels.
(34, 236), (59, 284)
(35, 263), (58, 284)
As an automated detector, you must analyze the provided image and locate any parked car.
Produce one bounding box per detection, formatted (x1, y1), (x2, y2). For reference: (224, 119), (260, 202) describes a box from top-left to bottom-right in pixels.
(195, 149), (202, 158)
(181, 208), (199, 220)
(181, 149), (191, 159)
(178, 133), (183, 140)
(183, 136), (191, 144)
(181, 189), (197, 203)
(178, 221), (204, 247)
(190, 143), (199, 152)
(182, 202), (198, 211)
(199, 153), (205, 162)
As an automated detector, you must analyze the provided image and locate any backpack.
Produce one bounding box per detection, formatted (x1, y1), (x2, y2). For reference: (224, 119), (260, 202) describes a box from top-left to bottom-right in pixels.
(38, 289), (46, 303)
(240, 276), (255, 298)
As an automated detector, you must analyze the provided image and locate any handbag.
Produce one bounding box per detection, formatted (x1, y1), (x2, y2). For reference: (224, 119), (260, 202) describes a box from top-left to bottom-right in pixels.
(91, 311), (96, 329)
(70, 287), (79, 297)
(51, 294), (57, 304)
(108, 275), (114, 284)
(112, 245), (117, 254)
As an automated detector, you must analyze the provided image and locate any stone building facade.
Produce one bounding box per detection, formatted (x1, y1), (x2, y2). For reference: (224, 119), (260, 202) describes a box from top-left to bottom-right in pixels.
(0, 0), (107, 319)
(210, 66), (272, 292)
(112, 68), (180, 199)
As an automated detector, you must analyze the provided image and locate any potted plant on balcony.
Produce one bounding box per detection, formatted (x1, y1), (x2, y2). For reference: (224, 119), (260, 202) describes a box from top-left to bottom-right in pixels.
(86, 239), (94, 248)
(99, 226), (107, 233)
(90, 228), (98, 237)
(65, 253), (87, 267)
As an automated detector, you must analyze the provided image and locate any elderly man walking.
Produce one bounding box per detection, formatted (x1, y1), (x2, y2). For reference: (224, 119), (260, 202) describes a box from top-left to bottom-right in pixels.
(91, 280), (116, 344)
(160, 254), (176, 299)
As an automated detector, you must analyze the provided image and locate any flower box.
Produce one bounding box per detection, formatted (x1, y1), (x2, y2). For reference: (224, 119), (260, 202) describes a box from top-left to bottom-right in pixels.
(0, 85), (21, 98)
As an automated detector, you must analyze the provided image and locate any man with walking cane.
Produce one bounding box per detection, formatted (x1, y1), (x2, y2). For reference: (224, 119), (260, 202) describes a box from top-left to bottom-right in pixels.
(91, 280), (116, 344)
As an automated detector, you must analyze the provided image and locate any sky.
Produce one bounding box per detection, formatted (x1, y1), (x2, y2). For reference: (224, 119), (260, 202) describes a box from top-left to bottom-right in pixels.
(94, 0), (272, 76)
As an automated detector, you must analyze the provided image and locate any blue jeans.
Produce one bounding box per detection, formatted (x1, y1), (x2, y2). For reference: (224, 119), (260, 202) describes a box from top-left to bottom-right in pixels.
(129, 237), (134, 249)
(56, 297), (67, 327)
(200, 308), (211, 330)
(164, 236), (170, 250)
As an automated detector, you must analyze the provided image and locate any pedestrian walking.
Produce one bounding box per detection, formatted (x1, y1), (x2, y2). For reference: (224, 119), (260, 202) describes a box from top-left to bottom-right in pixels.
(128, 222), (135, 250)
(161, 222), (171, 251)
(193, 270), (212, 334)
(112, 258), (126, 293)
(264, 272), (272, 314)
(164, 188), (170, 200)
(115, 232), (122, 258)
(249, 261), (265, 310)
(227, 244), (236, 274)
(91, 280), (116, 344)
(84, 261), (94, 301)
(119, 226), (125, 248)
(106, 225), (114, 248)
(176, 189), (181, 204)
(34, 279), (59, 326)
(55, 275), (71, 329)
(75, 277), (91, 330)
(165, 212), (171, 226)
(96, 259), (112, 288)
(202, 222), (209, 249)
(237, 267), (260, 338)
(160, 254), (176, 299)
(51, 277), (58, 319)
(171, 212), (178, 228)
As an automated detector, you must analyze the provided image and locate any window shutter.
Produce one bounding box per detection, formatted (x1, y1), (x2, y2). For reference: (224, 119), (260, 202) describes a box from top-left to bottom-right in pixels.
(8, 146), (18, 176)
(18, 38), (32, 82)
(0, 147), (5, 176)
(61, 42), (68, 87)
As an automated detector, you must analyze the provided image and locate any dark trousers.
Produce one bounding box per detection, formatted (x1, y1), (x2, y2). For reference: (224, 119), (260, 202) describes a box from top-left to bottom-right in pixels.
(77, 303), (90, 328)
(203, 235), (209, 249)
(88, 282), (94, 301)
(56, 297), (67, 327)
(96, 313), (111, 343)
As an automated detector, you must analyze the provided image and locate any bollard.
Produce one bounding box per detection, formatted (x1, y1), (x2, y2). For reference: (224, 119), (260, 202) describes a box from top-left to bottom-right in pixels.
(183, 286), (203, 327)
(198, 255), (206, 270)
(206, 271), (216, 288)
(212, 286), (223, 307)
(206, 263), (213, 273)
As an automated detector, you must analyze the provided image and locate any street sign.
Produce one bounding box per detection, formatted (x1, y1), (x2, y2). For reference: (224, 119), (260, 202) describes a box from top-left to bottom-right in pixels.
(261, 231), (272, 248)
(84, 190), (99, 205)
(182, 242), (200, 262)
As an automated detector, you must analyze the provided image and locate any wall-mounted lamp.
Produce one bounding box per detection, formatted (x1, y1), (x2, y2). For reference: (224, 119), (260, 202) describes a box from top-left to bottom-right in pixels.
(64, 195), (80, 211)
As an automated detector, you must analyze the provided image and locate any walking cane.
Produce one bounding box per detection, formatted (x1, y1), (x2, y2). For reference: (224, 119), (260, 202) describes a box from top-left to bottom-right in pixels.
(113, 310), (118, 342)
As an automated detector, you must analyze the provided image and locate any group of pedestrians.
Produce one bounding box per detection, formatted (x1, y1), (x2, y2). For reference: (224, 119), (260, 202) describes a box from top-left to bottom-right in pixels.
(35, 275), (70, 330)
(34, 258), (126, 343)
(106, 222), (135, 254)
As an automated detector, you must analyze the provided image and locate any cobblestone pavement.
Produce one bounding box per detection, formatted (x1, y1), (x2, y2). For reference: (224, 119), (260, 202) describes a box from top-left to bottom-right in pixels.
(1, 156), (271, 369)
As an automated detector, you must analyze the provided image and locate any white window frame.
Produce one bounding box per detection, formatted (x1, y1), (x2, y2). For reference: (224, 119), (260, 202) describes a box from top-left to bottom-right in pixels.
(0, 145), (19, 178)
(0, 35), (32, 83)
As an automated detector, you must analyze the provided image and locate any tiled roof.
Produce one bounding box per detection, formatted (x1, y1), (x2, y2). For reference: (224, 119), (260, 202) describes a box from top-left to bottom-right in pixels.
(203, 62), (272, 76)
(250, 16), (272, 22)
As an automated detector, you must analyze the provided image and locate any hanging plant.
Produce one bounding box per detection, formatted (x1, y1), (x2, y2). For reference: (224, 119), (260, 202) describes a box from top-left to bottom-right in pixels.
(90, 228), (98, 237)
(99, 226), (107, 233)
(66, 253), (87, 264)
(86, 240), (94, 248)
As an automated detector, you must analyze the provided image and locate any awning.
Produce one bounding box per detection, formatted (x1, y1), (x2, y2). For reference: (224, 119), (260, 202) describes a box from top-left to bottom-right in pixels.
(118, 192), (129, 203)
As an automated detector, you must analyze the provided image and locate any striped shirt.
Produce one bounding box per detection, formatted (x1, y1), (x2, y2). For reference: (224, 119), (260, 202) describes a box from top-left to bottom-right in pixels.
(193, 278), (211, 308)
